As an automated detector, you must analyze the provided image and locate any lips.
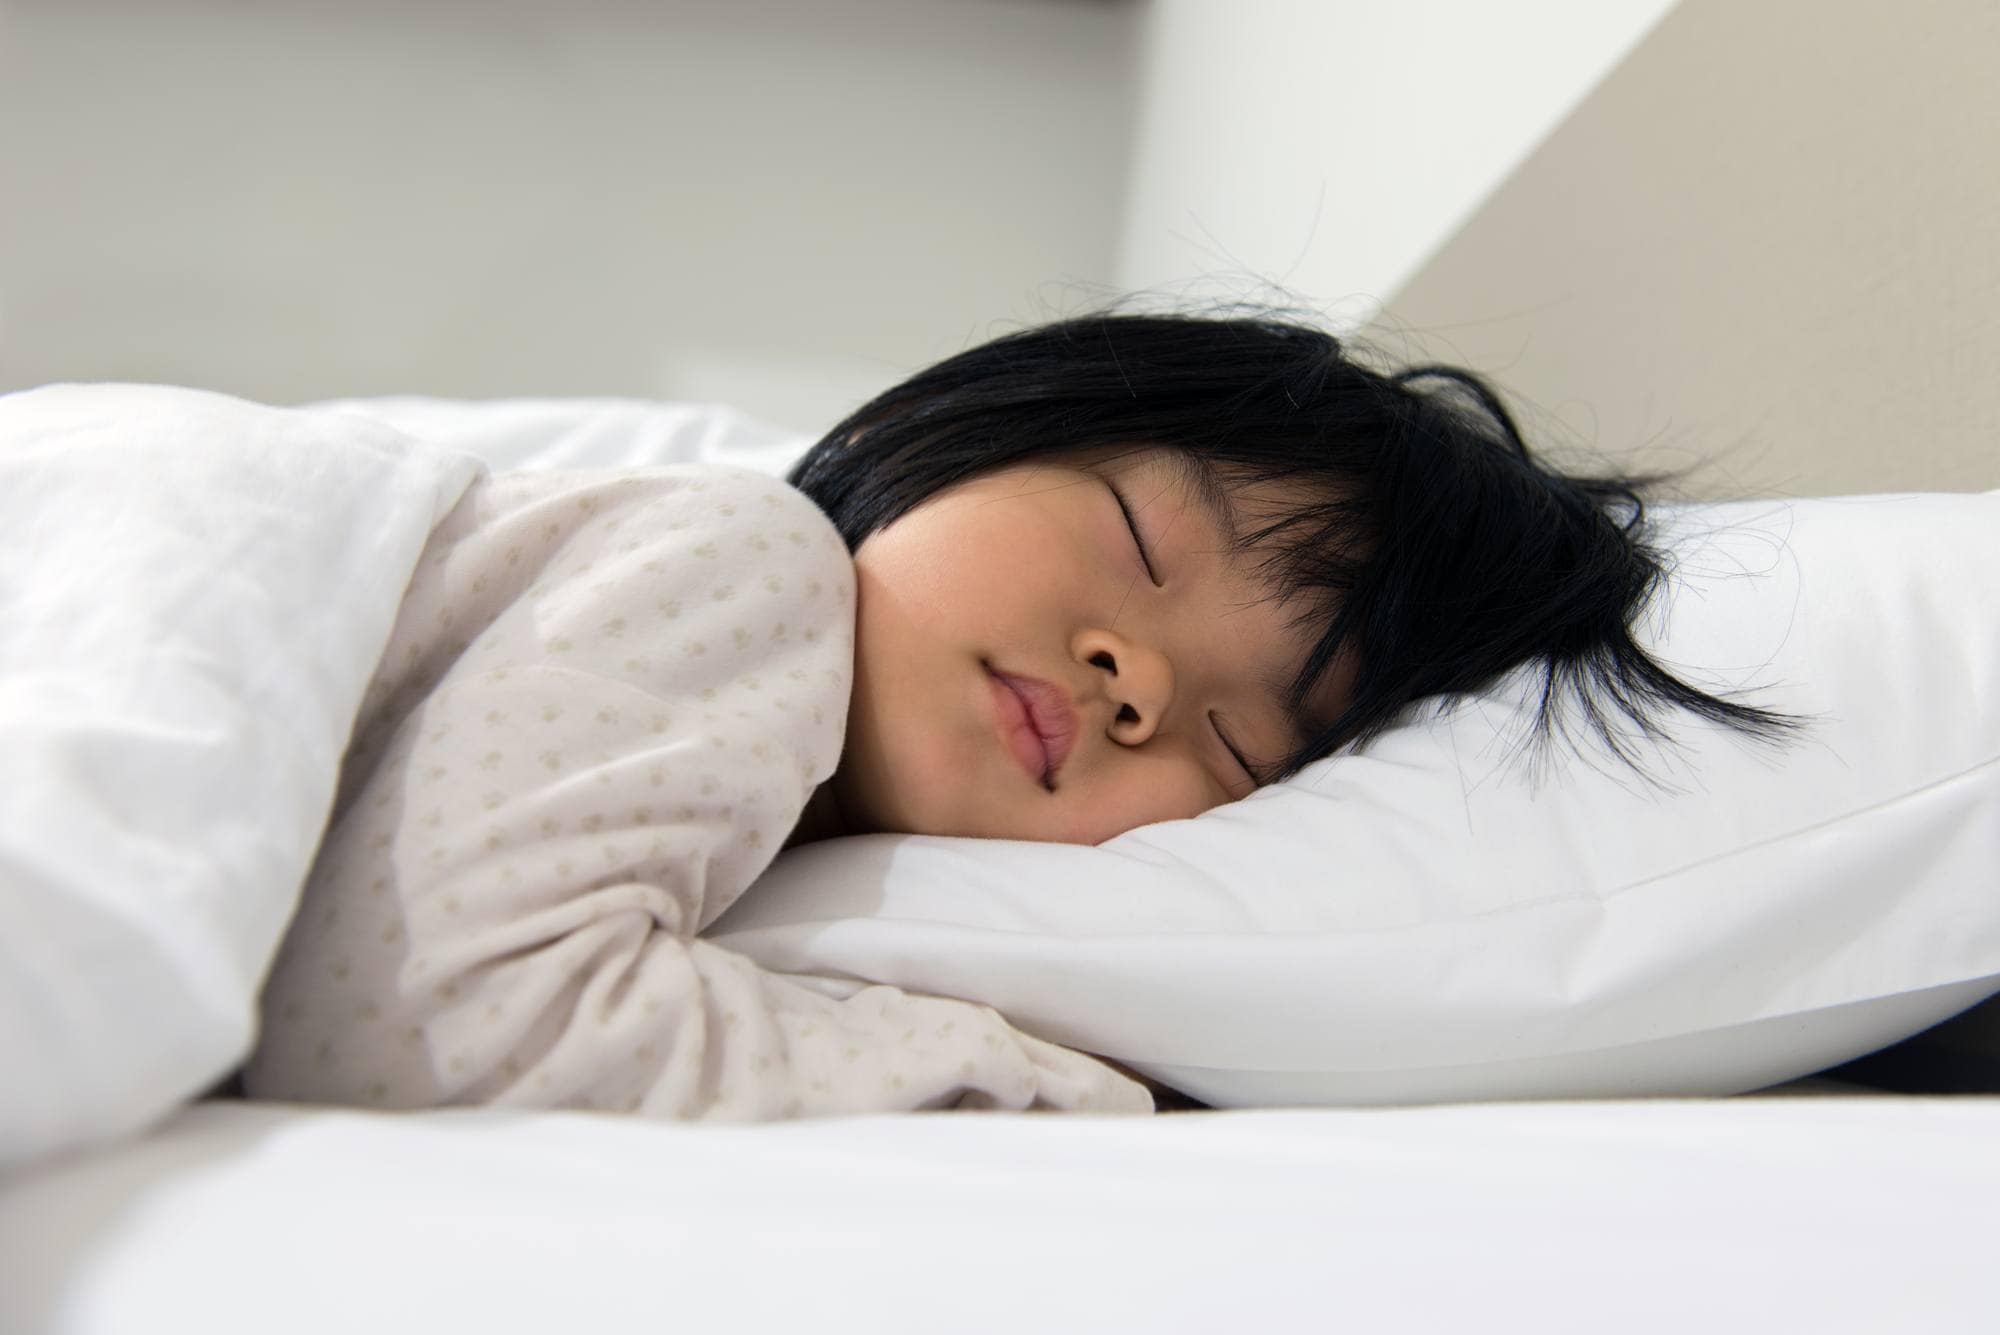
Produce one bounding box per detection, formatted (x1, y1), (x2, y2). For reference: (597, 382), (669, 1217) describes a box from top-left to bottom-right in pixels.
(987, 666), (1078, 784)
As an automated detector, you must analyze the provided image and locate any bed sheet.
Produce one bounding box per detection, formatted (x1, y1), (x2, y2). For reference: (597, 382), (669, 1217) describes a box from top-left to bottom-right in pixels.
(4, 1094), (1996, 1335)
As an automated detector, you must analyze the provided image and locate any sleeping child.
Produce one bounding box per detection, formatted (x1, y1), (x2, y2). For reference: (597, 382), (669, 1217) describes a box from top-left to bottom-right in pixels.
(243, 309), (1789, 1118)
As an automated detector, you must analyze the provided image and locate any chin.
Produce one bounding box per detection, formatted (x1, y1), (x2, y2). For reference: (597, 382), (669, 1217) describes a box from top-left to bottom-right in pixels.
(894, 802), (1003, 842)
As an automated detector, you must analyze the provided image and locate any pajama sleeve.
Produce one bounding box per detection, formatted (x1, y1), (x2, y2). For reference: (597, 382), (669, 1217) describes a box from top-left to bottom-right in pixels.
(245, 464), (1151, 1120)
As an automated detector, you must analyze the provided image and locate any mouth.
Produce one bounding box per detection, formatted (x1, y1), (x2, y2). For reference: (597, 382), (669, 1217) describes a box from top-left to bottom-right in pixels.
(985, 663), (1078, 787)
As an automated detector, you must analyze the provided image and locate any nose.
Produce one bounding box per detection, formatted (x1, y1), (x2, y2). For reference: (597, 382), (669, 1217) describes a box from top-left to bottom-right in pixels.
(1073, 628), (1174, 746)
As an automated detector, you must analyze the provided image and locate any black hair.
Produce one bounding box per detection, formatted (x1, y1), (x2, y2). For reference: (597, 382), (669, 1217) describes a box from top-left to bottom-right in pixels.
(787, 308), (1798, 784)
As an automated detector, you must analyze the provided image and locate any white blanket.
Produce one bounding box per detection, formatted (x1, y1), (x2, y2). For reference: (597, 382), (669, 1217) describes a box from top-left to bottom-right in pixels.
(0, 384), (480, 1168)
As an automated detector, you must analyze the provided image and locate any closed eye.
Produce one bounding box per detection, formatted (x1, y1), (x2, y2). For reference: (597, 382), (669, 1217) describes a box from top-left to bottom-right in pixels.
(1107, 483), (1160, 586)
(1210, 712), (1262, 789)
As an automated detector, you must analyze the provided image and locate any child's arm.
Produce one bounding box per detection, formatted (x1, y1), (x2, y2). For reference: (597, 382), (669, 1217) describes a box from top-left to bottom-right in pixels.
(245, 465), (1149, 1119)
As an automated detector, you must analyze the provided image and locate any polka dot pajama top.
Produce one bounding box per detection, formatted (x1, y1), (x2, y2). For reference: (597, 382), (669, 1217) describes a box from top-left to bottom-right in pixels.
(244, 464), (1151, 1121)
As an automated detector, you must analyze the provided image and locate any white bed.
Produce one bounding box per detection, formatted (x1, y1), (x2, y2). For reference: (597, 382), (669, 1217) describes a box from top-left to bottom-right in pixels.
(7, 1089), (1999, 1334)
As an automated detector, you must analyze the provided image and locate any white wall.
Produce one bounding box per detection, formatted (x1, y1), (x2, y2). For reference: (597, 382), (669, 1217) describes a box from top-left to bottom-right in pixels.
(1114, 0), (1680, 328)
(0, 0), (1140, 435)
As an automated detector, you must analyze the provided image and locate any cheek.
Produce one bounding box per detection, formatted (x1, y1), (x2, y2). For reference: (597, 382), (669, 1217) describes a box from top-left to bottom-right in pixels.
(1059, 764), (1223, 846)
(850, 503), (1105, 689)
(873, 491), (1100, 612)
(837, 588), (949, 827)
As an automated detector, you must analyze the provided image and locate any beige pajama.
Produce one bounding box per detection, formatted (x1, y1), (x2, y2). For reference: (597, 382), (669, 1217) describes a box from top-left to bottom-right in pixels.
(245, 463), (1150, 1119)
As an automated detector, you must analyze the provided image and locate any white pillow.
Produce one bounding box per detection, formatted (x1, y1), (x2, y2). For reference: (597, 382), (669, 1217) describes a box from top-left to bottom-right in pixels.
(0, 383), (479, 1168)
(709, 491), (2000, 1105)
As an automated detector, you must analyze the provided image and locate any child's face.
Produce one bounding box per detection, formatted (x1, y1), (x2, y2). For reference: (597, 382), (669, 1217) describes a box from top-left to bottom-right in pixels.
(823, 446), (1352, 845)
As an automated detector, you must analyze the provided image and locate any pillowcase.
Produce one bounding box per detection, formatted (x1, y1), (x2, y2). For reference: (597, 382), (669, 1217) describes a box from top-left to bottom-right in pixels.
(708, 490), (2000, 1105)
(0, 384), (479, 1169)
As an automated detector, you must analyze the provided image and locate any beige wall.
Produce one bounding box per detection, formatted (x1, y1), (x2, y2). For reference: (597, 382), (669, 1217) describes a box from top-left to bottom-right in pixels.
(1116, 0), (1678, 327)
(0, 0), (1140, 435)
(1373, 0), (2000, 498)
